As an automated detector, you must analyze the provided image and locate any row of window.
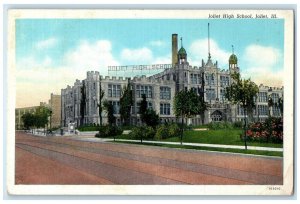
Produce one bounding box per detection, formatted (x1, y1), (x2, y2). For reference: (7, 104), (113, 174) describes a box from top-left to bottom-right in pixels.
(237, 105), (281, 116)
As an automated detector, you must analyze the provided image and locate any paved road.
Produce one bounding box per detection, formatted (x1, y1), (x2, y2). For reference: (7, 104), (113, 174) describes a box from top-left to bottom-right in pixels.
(15, 132), (283, 185)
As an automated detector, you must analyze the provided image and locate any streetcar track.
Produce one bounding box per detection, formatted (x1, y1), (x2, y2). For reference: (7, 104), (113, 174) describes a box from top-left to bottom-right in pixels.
(16, 138), (282, 184)
(16, 143), (188, 185)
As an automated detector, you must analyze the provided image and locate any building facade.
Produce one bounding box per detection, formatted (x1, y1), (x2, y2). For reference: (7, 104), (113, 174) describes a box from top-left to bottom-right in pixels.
(15, 102), (46, 130)
(48, 93), (62, 128)
(61, 34), (283, 127)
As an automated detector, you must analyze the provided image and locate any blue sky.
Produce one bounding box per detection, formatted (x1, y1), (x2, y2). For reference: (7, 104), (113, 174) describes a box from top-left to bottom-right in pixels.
(15, 19), (284, 107)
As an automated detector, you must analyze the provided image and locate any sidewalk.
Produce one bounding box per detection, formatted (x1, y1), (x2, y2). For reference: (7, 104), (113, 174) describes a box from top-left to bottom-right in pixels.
(103, 139), (283, 152)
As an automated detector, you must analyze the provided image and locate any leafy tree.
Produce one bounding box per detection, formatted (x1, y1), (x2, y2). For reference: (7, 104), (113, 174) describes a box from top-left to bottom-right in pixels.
(34, 106), (51, 129)
(97, 81), (105, 126)
(225, 72), (259, 149)
(173, 89), (207, 144)
(120, 82), (133, 126)
(21, 112), (35, 130)
(143, 109), (160, 128)
(268, 96), (274, 117)
(137, 94), (159, 142)
(278, 97), (283, 116)
(103, 100), (116, 126)
(80, 81), (86, 126)
(139, 94), (148, 124)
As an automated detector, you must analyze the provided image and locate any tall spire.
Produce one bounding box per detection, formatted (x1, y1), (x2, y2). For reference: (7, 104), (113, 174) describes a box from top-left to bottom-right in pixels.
(232, 45), (234, 54)
(208, 23), (211, 59)
(180, 37), (183, 47)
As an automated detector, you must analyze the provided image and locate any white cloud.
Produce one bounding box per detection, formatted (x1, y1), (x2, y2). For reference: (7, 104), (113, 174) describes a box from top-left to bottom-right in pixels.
(64, 40), (120, 75)
(16, 39), (120, 108)
(244, 45), (281, 67)
(35, 38), (58, 50)
(152, 55), (171, 64)
(120, 47), (153, 64)
(242, 44), (283, 87)
(189, 38), (231, 67)
(149, 40), (165, 47)
(242, 45), (283, 86)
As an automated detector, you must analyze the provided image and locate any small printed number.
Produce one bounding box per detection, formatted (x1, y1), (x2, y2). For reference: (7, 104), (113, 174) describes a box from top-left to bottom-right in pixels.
(268, 186), (281, 190)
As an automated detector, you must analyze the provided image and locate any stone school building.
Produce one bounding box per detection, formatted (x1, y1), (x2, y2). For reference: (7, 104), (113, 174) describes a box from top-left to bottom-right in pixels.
(61, 34), (283, 127)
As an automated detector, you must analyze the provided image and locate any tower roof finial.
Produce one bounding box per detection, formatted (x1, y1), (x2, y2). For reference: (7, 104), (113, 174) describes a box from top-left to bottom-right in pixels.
(180, 37), (183, 48)
(232, 45), (234, 54)
(208, 23), (211, 59)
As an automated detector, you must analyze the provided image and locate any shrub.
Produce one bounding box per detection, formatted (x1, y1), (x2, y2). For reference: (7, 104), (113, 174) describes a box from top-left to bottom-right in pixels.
(154, 125), (169, 140)
(168, 123), (180, 138)
(95, 125), (123, 138)
(129, 126), (155, 140)
(246, 117), (283, 143)
(78, 125), (100, 132)
(208, 121), (233, 130)
(233, 121), (243, 128)
(154, 123), (181, 140)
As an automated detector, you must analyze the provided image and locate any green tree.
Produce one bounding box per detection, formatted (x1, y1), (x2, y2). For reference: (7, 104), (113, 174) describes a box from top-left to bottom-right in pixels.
(143, 109), (160, 128)
(21, 112), (35, 130)
(268, 96), (274, 117)
(173, 89), (207, 144)
(225, 72), (259, 149)
(278, 97), (283, 116)
(80, 81), (86, 126)
(139, 94), (148, 124)
(97, 81), (105, 126)
(103, 100), (116, 126)
(120, 82), (133, 126)
(34, 106), (51, 129)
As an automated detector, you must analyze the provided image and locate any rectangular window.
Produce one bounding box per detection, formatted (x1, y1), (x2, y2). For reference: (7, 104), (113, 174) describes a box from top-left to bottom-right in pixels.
(160, 103), (170, 115)
(108, 84), (121, 98)
(258, 92), (267, 102)
(148, 102), (153, 110)
(108, 84), (112, 97)
(136, 85), (153, 98)
(271, 93), (279, 103)
(272, 105), (280, 116)
(220, 76), (229, 86)
(206, 88), (215, 100)
(160, 86), (171, 100)
(258, 105), (268, 116)
(220, 89), (226, 101)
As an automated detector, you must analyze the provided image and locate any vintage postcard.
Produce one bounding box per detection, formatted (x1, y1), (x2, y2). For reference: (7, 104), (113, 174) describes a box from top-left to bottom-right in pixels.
(6, 9), (294, 195)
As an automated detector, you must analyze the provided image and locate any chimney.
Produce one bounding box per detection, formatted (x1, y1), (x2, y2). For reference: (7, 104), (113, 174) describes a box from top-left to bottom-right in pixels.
(172, 34), (178, 67)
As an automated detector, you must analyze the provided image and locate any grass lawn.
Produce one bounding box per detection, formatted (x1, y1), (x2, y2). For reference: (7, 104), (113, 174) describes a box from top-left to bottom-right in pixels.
(111, 129), (282, 148)
(113, 141), (283, 157)
(164, 129), (283, 148)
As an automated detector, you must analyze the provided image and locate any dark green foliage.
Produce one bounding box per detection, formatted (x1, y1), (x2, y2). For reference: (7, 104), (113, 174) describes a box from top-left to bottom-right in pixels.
(143, 109), (160, 128)
(129, 126), (155, 141)
(95, 125), (123, 138)
(173, 89), (207, 119)
(21, 106), (51, 130)
(173, 89), (207, 144)
(225, 72), (259, 149)
(154, 125), (169, 140)
(208, 122), (233, 130)
(278, 97), (283, 116)
(139, 94), (148, 124)
(77, 125), (100, 131)
(233, 121), (243, 128)
(80, 81), (86, 126)
(103, 100), (116, 126)
(98, 82), (105, 126)
(154, 123), (181, 140)
(21, 112), (35, 129)
(120, 82), (133, 126)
